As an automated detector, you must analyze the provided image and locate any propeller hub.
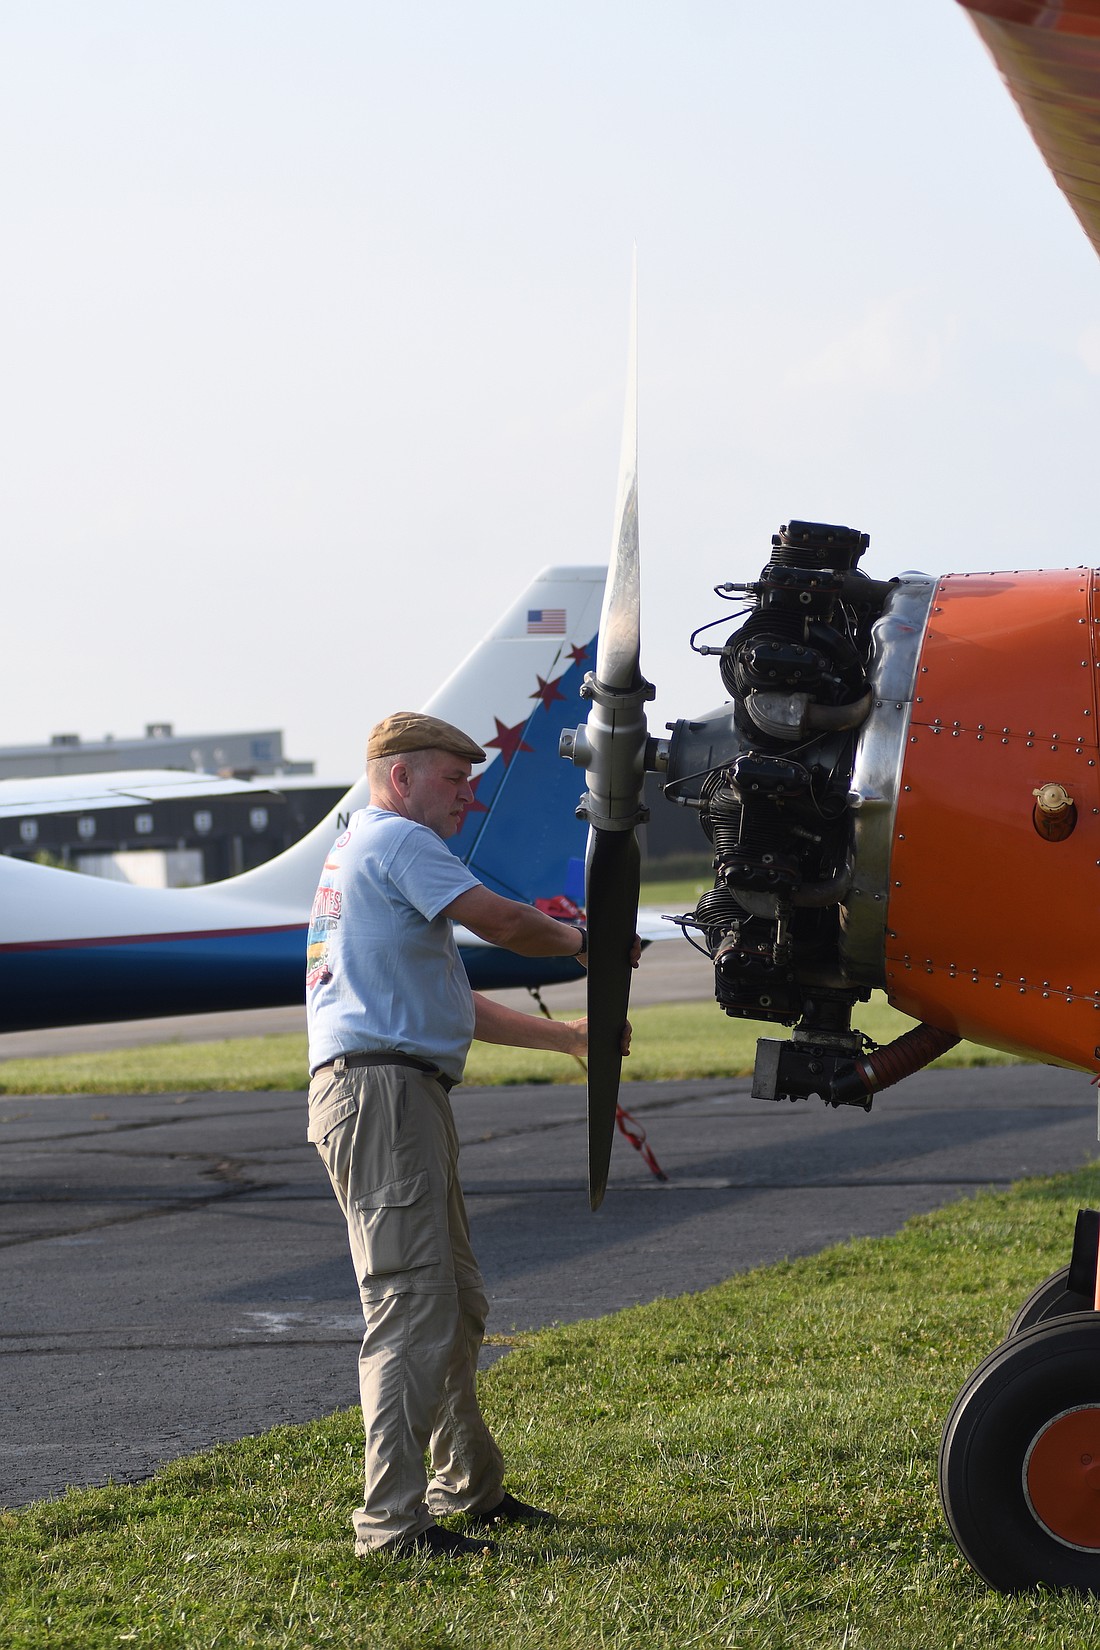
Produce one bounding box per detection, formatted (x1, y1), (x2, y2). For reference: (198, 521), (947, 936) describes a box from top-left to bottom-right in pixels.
(563, 671), (654, 832)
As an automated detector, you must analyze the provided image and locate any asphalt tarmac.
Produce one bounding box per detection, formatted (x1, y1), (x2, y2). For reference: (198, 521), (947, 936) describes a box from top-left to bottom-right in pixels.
(3, 1056), (1098, 1509)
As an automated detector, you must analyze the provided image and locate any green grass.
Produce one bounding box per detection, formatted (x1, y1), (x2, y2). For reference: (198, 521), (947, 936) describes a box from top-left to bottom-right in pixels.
(638, 871), (713, 910)
(0, 994), (1023, 1095)
(6, 1168), (1100, 1646)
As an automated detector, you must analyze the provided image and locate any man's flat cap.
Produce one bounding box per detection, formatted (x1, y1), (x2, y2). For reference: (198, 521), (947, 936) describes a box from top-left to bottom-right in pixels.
(367, 711), (486, 764)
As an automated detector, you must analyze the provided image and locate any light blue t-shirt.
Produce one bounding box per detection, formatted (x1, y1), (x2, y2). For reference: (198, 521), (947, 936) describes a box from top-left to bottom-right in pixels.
(305, 806), (481, 1080)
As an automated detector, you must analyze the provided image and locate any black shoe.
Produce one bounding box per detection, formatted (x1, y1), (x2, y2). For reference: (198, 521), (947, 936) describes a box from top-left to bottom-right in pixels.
(464, 1490), (555, 1529)
(389, 1524), (495, 1557)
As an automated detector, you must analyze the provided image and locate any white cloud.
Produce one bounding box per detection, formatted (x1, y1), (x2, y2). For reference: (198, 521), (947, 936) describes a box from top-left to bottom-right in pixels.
(782, 291), (948, 394)
(1075, 323), (1100, 374)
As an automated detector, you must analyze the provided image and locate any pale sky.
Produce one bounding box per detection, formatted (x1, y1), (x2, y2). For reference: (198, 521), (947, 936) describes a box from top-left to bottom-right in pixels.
(4, 1), (1100, 779)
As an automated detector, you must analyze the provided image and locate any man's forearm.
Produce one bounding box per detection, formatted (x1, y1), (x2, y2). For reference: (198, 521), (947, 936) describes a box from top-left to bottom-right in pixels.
(472, 993), (586, 1056)
(447, 886), (586, 959)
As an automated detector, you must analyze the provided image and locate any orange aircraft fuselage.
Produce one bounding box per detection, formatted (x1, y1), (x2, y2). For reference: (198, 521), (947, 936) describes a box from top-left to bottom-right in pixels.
(882, 567), (1100, 1071)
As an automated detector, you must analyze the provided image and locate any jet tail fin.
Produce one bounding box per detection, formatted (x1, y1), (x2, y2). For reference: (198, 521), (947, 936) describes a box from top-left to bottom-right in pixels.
(205, 565), (605, 915)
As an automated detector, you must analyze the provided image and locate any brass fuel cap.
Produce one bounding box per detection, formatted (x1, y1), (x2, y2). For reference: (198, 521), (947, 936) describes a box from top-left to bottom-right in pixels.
(1033, 782), (1078, 841)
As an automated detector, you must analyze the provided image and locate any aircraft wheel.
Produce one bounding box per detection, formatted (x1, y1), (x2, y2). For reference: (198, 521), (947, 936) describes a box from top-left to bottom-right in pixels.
(1009, 1266), (1093, 1336)
(940, 1316), (1100, 1592)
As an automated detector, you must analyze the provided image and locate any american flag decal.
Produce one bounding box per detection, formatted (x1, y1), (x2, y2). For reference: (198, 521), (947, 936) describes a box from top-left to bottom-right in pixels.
(527, 608), (566, 634)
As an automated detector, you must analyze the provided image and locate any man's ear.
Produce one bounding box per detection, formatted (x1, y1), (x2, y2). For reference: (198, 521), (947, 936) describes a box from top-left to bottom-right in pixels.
(391, 760), (411, 796)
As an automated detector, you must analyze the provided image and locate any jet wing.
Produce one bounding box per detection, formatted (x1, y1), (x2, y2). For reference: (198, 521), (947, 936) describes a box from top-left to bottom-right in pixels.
(0, 770), (280, 819)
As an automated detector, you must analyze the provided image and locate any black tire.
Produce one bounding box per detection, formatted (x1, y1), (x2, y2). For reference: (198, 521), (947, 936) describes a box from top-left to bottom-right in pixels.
(1009, 1267), (1093, 1336)
(940, 1316), (1100, 1592)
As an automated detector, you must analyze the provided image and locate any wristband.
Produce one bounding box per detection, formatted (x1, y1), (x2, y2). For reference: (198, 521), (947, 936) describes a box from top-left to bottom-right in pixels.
(572, 923), (588, 956)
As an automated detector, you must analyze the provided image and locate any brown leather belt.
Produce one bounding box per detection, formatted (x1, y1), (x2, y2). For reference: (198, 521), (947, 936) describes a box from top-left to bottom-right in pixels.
(317, 1050), (456, 1092)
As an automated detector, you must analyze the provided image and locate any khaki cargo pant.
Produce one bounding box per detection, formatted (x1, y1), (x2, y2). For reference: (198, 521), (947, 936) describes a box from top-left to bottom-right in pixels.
(308, 1058), (504, 1551)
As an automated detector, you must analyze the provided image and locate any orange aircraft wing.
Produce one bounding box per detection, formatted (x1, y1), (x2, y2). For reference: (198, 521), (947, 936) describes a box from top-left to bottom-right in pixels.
(959, 0), (1100, 259)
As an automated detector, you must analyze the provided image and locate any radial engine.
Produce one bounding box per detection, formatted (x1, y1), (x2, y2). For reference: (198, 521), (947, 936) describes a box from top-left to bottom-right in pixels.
(651, 519), (954, 1109)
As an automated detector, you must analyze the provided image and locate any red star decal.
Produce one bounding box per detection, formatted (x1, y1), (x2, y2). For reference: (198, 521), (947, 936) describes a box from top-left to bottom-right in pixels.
(486, 716), (534, 767)
(568, 643), (589, 667)
(463, 773), (489, 815)
(531, 673), (566, 712)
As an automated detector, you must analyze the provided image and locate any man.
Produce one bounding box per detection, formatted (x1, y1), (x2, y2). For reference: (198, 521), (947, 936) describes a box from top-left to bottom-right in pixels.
(306, 710), (635, 1557)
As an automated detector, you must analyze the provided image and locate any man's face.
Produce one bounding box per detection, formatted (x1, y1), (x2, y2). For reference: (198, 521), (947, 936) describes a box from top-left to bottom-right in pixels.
(400, 749), (475, 839)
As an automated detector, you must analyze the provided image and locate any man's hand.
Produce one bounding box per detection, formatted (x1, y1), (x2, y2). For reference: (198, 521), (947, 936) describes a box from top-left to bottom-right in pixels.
(571, 931), (641, 974)
(563, 1018), (632, 1058)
